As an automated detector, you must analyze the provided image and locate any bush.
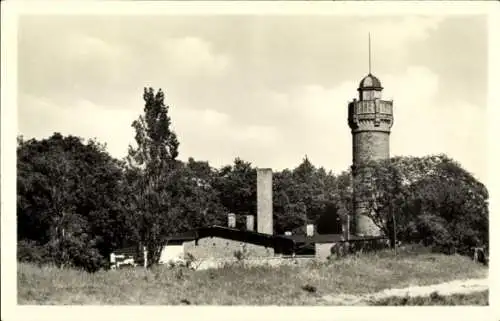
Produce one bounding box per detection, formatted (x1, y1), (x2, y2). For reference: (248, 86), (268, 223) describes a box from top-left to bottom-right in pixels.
(69, 247), (105, 273)
(45, 232), (106, 273)
(234, 244), (250, 262)
(17, 240), (52, 265)
(360, 156), (488, 258)
(18, 238), (105, 273)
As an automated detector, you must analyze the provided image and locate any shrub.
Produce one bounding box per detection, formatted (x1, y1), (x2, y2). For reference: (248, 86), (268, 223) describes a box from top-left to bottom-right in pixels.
(18, 237), (105, 273)
(233, 244), (250, 262)
(17, 240), (52, 265)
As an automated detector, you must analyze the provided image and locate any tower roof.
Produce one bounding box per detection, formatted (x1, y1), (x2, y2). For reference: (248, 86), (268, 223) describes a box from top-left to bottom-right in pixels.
(358, 73), (383, 90)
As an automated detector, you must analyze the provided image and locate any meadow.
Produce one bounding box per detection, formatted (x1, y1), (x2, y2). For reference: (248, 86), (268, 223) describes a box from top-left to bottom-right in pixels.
(370, 290), (489, 306)
(18, 247), (488, 305)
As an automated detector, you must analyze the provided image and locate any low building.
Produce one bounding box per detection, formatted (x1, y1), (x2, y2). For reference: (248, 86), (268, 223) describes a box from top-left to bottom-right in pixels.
(110, 168), (388, 268)
(281, 233), (387, 260)
(110, 220), (388, 269)
(159, 225), (296, 265)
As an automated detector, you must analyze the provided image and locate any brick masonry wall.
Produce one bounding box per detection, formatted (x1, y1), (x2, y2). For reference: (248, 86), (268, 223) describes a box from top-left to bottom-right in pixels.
(352, 131), (389, 236)
(352, 131), (390, 165)
(183, 237), (274, 260)
(354, 207), (382, 236)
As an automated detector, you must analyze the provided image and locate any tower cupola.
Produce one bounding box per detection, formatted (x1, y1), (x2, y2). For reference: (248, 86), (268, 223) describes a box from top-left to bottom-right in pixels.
(358, 73), (382, 90)
(358, 73), (383, 100)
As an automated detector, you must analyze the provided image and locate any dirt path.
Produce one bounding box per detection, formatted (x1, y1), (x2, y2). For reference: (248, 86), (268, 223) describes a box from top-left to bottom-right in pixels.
(320, 278), (489, 305)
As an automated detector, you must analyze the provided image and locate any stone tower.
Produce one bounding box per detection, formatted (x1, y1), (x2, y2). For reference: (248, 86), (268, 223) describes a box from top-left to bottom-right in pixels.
(347, 73), (394, 236)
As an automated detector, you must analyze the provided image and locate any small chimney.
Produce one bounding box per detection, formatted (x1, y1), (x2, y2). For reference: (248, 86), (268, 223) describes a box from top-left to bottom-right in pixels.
(306, 224), (314, 237)
(246, 215), (255, 231)
(284, 231), (292, 236)
(228, 213), (236, 228)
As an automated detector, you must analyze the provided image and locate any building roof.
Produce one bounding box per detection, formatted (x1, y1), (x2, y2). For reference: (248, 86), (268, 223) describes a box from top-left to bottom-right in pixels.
(164, 230), (198, 242)
(358, 73), (383, 90)
(165, 227), (387, 245)
(281, 233), (387, 244)
(281, 234), (343, 244)
(165, 225), (296, 248)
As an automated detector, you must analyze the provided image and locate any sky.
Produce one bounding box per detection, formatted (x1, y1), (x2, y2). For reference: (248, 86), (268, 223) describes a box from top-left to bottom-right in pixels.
(17, 14), (488, 182)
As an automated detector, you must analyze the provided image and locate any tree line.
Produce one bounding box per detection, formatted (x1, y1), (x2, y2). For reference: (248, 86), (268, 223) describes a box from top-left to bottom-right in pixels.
(17, 88), (489, 271)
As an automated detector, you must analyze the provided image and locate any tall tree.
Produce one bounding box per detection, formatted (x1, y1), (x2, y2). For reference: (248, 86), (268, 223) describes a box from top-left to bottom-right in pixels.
(272, 169), (306, 234)
(354, 158), (409, 247)
(290, 157), (339, 233)
(170, 158), (227, 230)
(271, 157), (340, 235)
(127, 87), (180, 266)
(409, 158), (488, 254)
(354, 155), (488, 253)
(335, 170), (354, 235)
(17, 133), (128, 271)
(213, 158), (257, 217)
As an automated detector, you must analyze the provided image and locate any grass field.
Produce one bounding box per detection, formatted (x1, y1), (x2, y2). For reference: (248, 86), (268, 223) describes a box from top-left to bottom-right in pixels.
(18, 248), (488, 305)
(370, 290), (489, 306)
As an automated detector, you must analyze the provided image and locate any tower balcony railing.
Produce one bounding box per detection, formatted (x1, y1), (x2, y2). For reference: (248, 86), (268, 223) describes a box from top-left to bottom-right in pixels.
(351, 100), (393, 116)
(355, 113), (393, 121)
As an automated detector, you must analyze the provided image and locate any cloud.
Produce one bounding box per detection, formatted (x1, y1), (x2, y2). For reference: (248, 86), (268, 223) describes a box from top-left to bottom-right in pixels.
(361, 16), (443, 43)
(245, 82), (353, 172)
(66, 35), (122, 61)
(17, 15), (487, 183)
(169, 105), (280, 166)
(163, 37), (231, 78)
(358, 16), (444, 61)
(18, 28), (134, 106)
(243, 65), (486, 182)
(235, 125), (280, 144)
(18, 94), (138, 159)
(19, 58), (486, 182)
(19, 23), (231, 108)
(385, 66), (485, 181)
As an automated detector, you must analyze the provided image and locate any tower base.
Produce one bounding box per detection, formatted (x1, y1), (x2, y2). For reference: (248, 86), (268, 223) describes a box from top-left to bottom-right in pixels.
(355, 214), (382, 237)
(354, 204), (382, 237)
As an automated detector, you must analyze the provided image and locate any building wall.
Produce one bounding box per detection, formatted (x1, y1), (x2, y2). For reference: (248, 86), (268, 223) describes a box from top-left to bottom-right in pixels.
(159, 244), (184, 264)
(315, 243), (336, 260)
(353, 205), (382, 236)
(352, 131), (390, 165)
(184, 236), (274, 260)
(352, 131), (388, 237)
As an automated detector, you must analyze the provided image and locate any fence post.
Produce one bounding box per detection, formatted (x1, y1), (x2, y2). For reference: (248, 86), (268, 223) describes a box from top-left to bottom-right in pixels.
(391, 202), (397, 256)
(110, 252), (116, 269)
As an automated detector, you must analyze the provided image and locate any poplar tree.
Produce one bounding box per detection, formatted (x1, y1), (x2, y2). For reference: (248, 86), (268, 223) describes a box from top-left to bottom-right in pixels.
(127, 87), (180, 266)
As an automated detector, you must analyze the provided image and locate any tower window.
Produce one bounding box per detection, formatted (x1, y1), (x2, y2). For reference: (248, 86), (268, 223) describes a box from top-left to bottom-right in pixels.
(362, 90), (381, 101)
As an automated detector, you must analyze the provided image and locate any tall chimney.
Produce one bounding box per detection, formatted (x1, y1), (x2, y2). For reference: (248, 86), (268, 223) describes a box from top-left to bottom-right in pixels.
(257, 168), (273, 235)
(246, 215), (255, 231)
(228, 213), (236, 228)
